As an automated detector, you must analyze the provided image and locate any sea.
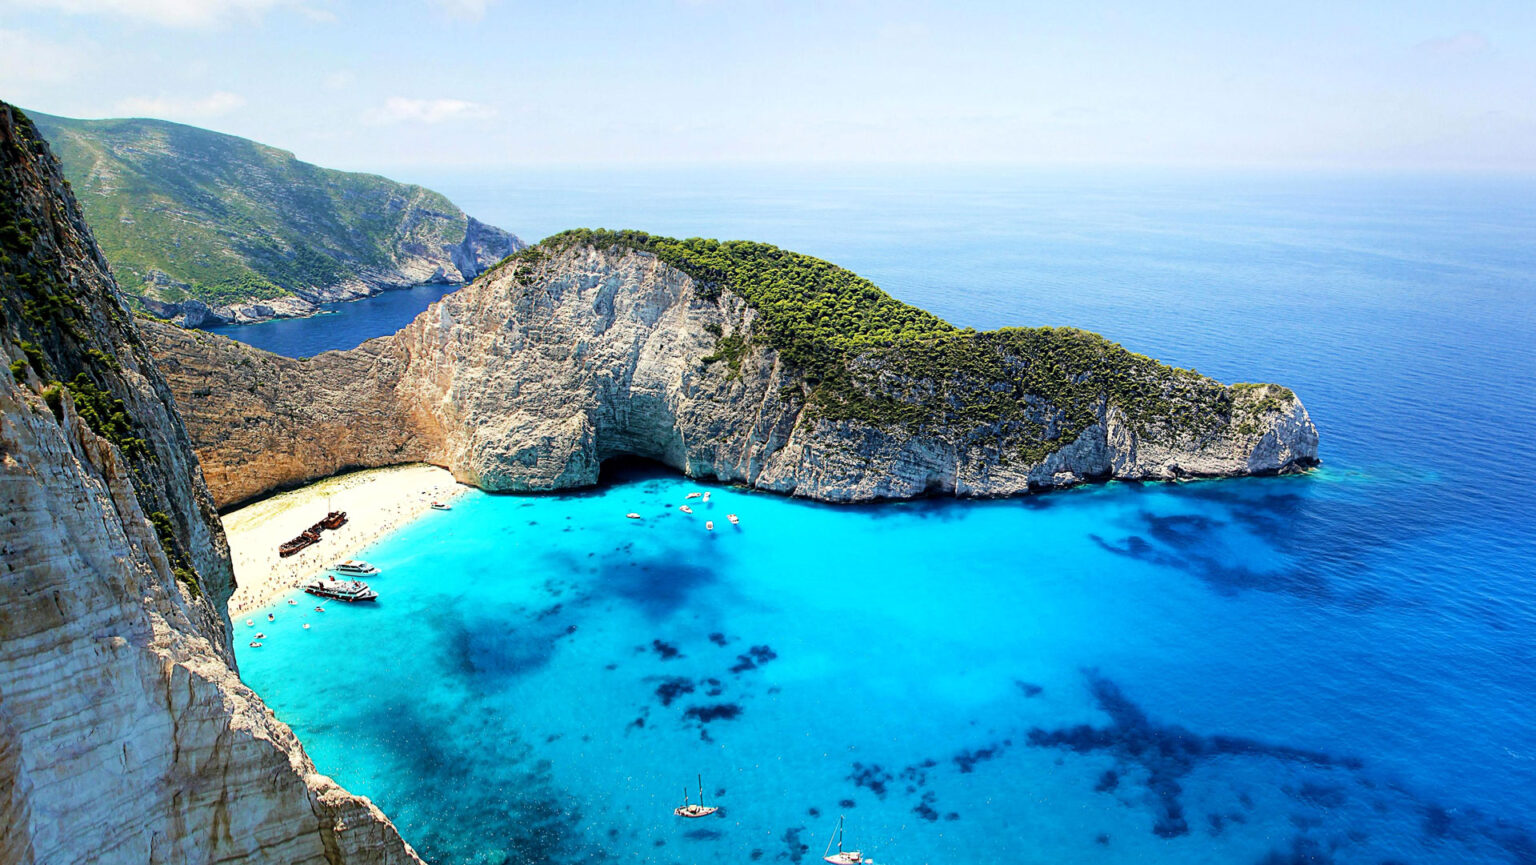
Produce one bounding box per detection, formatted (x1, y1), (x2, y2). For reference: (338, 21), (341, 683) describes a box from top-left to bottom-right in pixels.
(228, 167), (1536, 864)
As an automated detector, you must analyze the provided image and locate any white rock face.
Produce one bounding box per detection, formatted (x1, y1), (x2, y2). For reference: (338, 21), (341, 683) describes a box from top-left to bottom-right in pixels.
(1, 102), (422, 865)
(146, 241), (1318, 509)
(385, 245), (1319, 502)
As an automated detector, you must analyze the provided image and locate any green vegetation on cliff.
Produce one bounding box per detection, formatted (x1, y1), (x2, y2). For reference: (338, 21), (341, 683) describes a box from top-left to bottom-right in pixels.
(2, 103), (202, 596)
(537, 229), (1258, 460)
(28, 111), (509, 310)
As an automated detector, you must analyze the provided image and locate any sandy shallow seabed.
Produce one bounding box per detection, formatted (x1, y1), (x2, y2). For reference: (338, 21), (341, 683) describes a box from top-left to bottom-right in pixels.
(221, 463), (467, 616)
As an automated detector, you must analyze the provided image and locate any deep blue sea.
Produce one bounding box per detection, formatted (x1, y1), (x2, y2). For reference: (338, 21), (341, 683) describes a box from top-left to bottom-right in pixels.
(200, 282), (462, 356)
(234, 168), (1536, 864)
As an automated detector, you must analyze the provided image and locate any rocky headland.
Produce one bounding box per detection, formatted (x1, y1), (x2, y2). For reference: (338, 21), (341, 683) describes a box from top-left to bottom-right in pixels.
(0, 102), (422, 864)
(30, 111), (523, 326)
(145, 230), (1318, 510)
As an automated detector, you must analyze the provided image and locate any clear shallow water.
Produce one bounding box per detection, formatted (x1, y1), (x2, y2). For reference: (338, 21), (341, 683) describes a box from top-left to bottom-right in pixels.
(236, 169), (1536, 864)
(200, 282), (462, 355)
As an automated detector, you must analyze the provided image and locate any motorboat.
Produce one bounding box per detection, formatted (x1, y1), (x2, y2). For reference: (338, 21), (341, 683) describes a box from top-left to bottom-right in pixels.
(626, 513), (642, 519)
(332, 559), (380, 577)
(303, 577), (378, 603)
(727, 514), (740, 525)
(679, 505), (694, 514)
(430, 501), (452, 511)
(705, 521), (714, 531)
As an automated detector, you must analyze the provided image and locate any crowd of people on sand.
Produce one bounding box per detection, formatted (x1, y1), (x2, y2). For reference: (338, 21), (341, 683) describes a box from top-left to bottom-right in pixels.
(223, 465), (465, 618)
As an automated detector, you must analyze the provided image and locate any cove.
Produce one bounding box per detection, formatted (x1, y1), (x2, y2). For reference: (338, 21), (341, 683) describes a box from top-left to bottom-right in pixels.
(200, 282), (463, 357)
(235, 460), (1535, 864)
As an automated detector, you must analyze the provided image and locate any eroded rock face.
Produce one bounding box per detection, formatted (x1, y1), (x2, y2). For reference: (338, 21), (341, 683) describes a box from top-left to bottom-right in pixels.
(0, 102), (421, 865)
(147, 242), (1317, 511)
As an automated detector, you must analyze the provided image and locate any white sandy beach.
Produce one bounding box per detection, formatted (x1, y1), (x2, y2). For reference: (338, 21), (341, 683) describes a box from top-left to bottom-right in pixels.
(221, 463), (467, 616)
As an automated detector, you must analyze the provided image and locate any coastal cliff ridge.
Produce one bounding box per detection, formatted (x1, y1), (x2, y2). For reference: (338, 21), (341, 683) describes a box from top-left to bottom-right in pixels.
(146, 229), (1319, 510)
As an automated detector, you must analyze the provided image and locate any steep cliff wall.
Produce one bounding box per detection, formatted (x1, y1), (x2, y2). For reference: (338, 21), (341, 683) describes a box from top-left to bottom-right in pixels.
(0, 102), (422, 864)
(145, 234), (1317, 510)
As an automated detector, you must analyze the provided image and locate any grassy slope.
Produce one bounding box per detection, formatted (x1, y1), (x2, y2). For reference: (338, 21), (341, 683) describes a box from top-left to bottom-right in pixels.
(519, 230), (1290, 460)
(29, 112), (470, 307)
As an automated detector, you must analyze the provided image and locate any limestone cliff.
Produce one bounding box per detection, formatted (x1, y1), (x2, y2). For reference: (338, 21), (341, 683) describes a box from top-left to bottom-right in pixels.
(145, 233), (1317, 510)
(0, 102), (422, 864)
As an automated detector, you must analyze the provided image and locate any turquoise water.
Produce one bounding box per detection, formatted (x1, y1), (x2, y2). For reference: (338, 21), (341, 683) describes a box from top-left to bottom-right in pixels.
(236, 169), (1536, 864)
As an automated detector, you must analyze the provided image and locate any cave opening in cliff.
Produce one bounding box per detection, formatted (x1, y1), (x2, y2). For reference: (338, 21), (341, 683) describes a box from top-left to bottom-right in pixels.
(596, 455), (682, 488)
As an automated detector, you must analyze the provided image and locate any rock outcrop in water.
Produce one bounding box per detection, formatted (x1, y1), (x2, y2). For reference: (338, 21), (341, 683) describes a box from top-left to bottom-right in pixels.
(0, 102), (421, 864)
(144, 231), (1318, 509)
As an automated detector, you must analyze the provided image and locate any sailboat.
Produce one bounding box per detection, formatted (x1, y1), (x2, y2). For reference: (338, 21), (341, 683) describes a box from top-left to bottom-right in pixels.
(672, 774), (719, 818)
(823, 815), (866, 864)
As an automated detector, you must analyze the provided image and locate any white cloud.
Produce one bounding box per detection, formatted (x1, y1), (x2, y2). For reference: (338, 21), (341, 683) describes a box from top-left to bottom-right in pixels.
(365, 97), (497, 125)
(429, 0), (495, 20)
(1415, 31), (1491, 57)
(0, 27), (95, 84)
(2, 0), (329, 28)
(115, 91), (246, 119)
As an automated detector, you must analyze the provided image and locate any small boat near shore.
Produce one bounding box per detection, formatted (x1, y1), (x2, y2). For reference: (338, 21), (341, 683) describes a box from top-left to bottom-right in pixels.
(702, 492), (711, 502)
(685, 492), (701, 500)
(679, 505), (694, 514)
(673, 775), (718, 819)
(332, 559), (380, 576)
(626, 513), (642, 519)
(430, 501), (451, 511)
(706, 521), (714, 531)
(303, 577), (378, 603)
(727, 513), (740, 526)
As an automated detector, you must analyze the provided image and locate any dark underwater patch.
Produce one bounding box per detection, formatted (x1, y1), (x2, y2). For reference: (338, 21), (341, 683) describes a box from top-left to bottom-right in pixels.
(730, 644), (779, 674)
(846, 762), (893, 799)
(780, 826), (810, 863)
(1027, 669), (1360, 839)
(652, 639), (683, 660)
(953, 744), (1006, 773)
(1014, 680), (1044, 697)
(654, 677), (695, 706)
(685, 828), (723, 840)
(683, 703), (743, 724)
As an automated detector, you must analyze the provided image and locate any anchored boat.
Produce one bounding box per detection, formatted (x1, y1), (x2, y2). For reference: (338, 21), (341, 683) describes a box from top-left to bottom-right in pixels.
(823, 815), (866, 864)
(332, 559), (380, 576)
(430, 501), (451, 511)
(673, 775), (718, 819)
(303, 577), (377, 603)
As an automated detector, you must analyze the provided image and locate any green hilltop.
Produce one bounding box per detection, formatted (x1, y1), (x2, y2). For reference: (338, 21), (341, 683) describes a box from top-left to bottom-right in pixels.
(29, 111), (519, 315)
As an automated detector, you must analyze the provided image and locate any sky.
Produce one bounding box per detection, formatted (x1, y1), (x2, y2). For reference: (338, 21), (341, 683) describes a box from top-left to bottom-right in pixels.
(1, 0), (1533, 173)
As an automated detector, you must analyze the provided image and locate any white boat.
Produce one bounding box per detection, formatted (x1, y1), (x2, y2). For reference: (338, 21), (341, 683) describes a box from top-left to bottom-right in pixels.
(430, 501), (451, 511)
(823, 816), (866, 864)
(727, 514), (740, 526)
(679, 505), (694, 514)
(303, 577), (378, 603)
(685, 492), (701, 500)
(332, 559), (380, 576)
(706, 521), (714, 531)
(673, 775), (718, 819)
(626, 513), (642, 519)
(702, 492), (711, 502)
